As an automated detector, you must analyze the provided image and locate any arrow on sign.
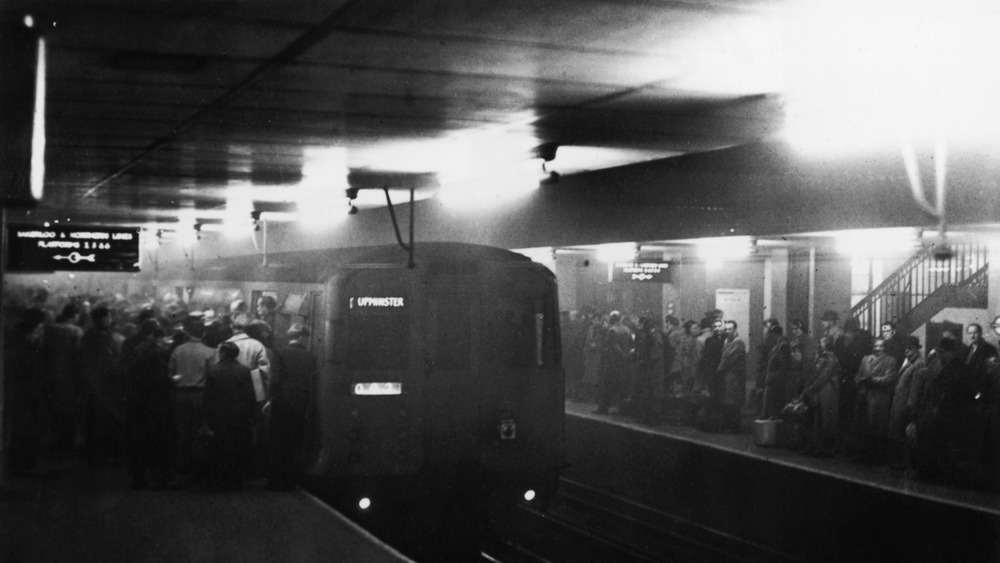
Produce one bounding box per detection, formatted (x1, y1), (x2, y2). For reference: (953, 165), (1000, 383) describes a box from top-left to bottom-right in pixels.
(53, 253), (96, 264)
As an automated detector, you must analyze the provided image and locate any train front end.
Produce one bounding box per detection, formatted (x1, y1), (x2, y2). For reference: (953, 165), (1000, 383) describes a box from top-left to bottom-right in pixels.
(306, 247), (565, 527)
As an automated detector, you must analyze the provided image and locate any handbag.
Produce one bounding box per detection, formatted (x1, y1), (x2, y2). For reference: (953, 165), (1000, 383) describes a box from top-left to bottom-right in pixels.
(780, 398), (810, 423)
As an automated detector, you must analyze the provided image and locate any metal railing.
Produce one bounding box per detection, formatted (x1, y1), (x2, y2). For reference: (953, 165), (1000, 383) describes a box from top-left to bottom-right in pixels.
(851, 242), (989, 333)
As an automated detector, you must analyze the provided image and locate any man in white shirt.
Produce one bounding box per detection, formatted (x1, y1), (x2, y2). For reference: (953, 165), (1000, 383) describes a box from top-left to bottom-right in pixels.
(225, 313), (271, 400)
(169, 320), (216, 473)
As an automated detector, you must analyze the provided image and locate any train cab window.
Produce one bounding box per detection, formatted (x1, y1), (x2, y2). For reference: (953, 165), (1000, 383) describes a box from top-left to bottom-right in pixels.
(484, 297), (557, 368)
(345, 296), (409, 370)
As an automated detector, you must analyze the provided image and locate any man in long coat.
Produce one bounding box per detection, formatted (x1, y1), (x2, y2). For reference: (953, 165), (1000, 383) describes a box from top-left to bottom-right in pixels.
(801, 336), (840, 456)
(125, 318), (175, 489)
(80, 307), (125, 467)
(596, 311), (632, 415)
(851, 337), (898, 463)
(715, 320), (747, 433)
(760, 322), (791, 419)
(265, 324), (317, 489)
(689, 319), (723, 427)
(205, 341), (257, 489)
(888, 336), (927, 467)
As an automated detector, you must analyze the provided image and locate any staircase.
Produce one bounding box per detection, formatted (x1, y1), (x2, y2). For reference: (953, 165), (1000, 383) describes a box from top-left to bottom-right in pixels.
(851, 242), (989, 335)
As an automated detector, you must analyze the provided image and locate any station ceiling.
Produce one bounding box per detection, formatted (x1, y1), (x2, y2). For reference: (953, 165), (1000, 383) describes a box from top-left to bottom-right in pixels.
(1, 0), (787, 230)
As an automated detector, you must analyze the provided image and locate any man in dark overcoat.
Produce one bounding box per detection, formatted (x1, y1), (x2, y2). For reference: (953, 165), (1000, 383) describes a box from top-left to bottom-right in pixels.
(205, 341), (257, 489)
(265, 324), (317, 490)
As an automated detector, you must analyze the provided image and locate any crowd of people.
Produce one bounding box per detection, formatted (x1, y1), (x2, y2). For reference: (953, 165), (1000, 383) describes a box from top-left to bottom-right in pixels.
(7, 281), (999, 494)
(3, 286), (316, 491)
(562, 307), (1000, 491)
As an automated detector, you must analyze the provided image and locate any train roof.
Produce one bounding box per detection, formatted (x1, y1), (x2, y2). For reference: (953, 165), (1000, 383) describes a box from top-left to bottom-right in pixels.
(174, 242), (540, 283)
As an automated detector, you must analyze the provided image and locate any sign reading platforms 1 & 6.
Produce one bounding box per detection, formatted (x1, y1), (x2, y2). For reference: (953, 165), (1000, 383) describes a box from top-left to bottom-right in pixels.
(6, 224), (141, 272)
(612, 261), (673, 283)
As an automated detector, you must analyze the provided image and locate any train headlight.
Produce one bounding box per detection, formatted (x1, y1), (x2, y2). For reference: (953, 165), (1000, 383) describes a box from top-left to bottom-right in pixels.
(499, 419), (517, 440)
(359, 497), (372, 510)
(523, 489), (536, 502)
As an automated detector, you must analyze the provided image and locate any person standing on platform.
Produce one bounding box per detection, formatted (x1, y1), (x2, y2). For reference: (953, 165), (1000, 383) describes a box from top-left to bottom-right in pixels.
(255, 295), (278, 339)
(676, 320), (700, 426)
(964, 323), (997, 398)
(5, 309), (47, 477)
(851, 337), (898, 463)
(120, 307), (158, 373)
(243, 319), (275, 474)
(224, 314), (270, 399)
(689, 318), (723, 428)
(265, 324), (317, 489)
(661, 315), (679, 398)
(80, 307), (125, 467)
(124, 319), (175, 489)
(800, 336), (840, 457)
(205, 342), (257, 490)
(580, 312), (605, 404)
(888, 336), (926, 469)
(880, 322), (907, 367)
(631, 316), (665, 425)
(788, 319), (817, 399)
(715, 320), (747, 433)
(168, 320), (215, 475)
(759, 321), (791, 420)
(562, 311), (586, 401)
(912, 337), (992, 486)
(829, 314), (872, 439)
(45, 303), (85, 454)
(595, 311), (632, 415)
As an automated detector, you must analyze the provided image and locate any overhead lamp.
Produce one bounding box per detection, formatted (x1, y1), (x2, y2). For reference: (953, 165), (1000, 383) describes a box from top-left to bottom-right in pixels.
(534, 142), (559, 169)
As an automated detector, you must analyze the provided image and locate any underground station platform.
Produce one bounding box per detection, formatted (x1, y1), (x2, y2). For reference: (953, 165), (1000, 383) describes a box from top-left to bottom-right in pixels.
(0, 458), (411, 563)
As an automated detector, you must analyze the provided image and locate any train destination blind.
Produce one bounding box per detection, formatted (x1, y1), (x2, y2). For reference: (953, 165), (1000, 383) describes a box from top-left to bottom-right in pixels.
(6, 224), (141, 272)
(350, 296), (406, 309)
(612, 261), (673, 283)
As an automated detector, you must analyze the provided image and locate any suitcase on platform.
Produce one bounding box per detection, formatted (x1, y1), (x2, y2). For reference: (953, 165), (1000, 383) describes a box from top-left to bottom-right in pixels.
(753, 419), (782, 447)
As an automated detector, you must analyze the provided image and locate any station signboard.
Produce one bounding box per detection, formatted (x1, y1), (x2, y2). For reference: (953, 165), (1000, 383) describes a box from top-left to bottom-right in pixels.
(612, 261), (673, 283)
(6, 224), (141, 272)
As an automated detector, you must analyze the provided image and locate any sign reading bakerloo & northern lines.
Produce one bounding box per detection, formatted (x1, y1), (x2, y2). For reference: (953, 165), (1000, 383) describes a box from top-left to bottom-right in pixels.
(6, 224), (141, 272)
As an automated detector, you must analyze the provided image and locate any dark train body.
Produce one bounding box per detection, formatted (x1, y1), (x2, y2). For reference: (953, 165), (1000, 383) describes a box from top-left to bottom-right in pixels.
(150, 242), (565, 541)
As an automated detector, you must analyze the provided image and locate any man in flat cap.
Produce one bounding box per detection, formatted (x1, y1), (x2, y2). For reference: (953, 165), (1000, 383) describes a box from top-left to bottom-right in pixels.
(264, 323), (317, 490)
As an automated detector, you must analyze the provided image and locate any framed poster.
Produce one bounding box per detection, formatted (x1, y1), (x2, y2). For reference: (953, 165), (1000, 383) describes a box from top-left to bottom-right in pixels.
(715, 289), (750, 338)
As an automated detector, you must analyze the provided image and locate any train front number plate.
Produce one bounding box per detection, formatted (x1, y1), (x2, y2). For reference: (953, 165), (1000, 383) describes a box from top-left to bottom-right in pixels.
(353, 382), (403, 396)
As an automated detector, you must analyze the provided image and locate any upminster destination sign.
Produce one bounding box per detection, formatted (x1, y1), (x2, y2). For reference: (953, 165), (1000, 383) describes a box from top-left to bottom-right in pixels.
(7, 224), (141, 272)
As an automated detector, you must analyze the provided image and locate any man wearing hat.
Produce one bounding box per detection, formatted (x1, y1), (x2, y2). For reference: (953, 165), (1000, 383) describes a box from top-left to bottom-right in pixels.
(888, 335), (927, 468)
(264, 323), (317, 490)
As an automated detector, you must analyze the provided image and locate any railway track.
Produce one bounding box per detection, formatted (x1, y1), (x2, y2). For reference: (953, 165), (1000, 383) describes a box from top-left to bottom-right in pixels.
(483, 478), (794, 563)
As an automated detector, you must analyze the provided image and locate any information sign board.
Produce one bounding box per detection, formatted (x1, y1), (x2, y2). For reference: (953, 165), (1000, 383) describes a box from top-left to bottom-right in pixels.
(612, 261), (673, 283)
(6, 224), (141, 272)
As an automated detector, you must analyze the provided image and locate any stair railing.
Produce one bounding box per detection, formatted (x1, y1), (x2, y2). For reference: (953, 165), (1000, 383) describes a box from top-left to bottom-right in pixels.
(851, 242), (988, 333)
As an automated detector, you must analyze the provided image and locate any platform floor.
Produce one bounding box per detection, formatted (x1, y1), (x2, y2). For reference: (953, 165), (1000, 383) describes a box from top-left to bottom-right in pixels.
(565, 399), (1000, 517)
(0, 455), (411, 563)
